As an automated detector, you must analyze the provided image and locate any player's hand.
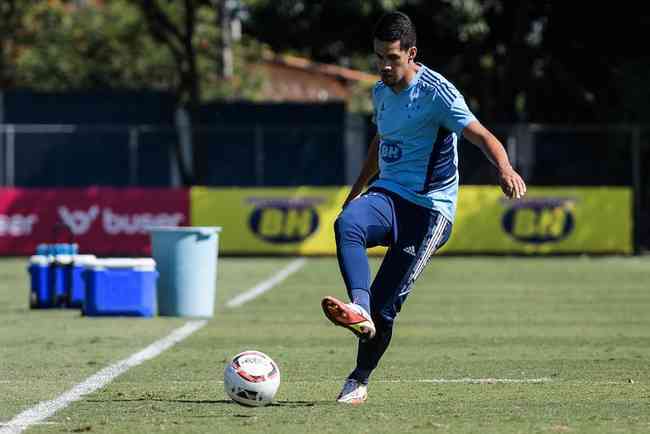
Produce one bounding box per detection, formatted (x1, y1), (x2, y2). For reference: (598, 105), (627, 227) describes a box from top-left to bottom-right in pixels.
(498, 166), (526, 199)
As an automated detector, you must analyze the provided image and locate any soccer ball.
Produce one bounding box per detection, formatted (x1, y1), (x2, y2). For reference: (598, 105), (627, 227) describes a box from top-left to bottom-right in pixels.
(224, 350), (280, 407)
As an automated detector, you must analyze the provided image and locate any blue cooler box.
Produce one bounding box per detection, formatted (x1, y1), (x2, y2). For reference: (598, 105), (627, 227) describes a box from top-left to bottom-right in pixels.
(83, 258), (158, 317)
(29, 254), (70, 308)
(52, 254), (73, 306)
(28, 254), (70, 308)
(67, 255), (97, 308)
(29, 255), (54, 308)
(29, 245), (82, 309)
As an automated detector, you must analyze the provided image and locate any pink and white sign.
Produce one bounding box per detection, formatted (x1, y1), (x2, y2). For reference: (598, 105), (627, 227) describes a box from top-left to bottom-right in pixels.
(0, 188), (189, 255)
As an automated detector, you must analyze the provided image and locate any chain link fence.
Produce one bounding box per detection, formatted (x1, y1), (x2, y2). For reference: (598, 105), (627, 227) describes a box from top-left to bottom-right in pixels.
(0, 123), (648, 252)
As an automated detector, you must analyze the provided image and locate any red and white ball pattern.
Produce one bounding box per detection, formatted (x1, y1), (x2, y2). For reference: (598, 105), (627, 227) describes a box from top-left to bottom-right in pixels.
(224, 351), (280, 407)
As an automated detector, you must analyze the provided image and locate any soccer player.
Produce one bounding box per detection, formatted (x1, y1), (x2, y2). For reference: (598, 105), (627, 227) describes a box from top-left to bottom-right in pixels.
(321, 11), (527, 404)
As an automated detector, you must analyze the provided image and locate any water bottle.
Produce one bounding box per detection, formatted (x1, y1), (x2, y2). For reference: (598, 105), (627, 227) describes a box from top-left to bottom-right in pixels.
(36, 244), (49, 256)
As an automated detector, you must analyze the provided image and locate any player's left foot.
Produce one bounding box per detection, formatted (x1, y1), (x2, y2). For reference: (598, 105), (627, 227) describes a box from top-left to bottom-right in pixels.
(321, 296), (376, 340)
(336, 378), (368, 404)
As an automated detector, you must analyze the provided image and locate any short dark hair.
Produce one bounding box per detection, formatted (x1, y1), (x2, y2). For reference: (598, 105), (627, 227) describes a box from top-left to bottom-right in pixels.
(373, 11), (417, 51)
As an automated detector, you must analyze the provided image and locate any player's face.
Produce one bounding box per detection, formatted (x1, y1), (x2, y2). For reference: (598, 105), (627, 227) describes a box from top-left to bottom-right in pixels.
(373, 39), (416, 87)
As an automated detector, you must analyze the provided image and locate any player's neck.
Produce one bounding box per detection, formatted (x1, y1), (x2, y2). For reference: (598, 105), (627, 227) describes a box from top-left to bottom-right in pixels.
(389, 63), (420, 94)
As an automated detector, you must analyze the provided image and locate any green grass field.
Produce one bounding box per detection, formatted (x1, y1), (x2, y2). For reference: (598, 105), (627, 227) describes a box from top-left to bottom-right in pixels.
(1, 256), (650, 433)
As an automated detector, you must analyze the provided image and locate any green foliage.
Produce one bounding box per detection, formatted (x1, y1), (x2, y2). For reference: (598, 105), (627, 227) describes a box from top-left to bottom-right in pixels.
(15, 0), (174, 91)
(0, 0), (37, 86)
(8, 0), (264, 103)
(242, 1), (650, 123)
(347, 80), (375, 113)
(445, 0), (490, 42)
(3, 0), (649, 121)
(201, 38), (269, 102)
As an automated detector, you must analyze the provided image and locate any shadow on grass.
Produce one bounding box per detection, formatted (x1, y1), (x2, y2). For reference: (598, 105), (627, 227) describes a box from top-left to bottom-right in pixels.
(87, 398), (322, 407)
(270, 400), (319, 407)
(87, 398), (234, 404)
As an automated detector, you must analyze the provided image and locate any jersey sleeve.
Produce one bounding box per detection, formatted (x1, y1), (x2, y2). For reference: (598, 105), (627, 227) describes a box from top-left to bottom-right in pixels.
(433, 84), (476, 135)
(371, 84), (379, 125)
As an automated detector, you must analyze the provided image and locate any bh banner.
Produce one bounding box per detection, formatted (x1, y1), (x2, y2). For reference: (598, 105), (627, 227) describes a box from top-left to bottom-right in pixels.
(191, 186), (353, 255)
(191, 186), (632, 255)
(446, 186), (632, 254)
(0, 188), (189, 255)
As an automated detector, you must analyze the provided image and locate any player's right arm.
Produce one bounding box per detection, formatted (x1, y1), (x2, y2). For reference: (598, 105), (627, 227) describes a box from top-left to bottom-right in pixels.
(433, 75), (526, 200)
(342, 134), (380, 208)
(462, 121), (526, 199)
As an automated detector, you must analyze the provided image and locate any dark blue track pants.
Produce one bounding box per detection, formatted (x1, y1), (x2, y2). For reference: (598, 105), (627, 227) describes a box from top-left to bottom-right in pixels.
(334, 187), (452, 384)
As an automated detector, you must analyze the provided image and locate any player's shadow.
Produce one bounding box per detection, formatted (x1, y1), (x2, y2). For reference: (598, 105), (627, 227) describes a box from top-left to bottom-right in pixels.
(87, 398), (234, 405)
(270, 400), (318, 407)
(88, 398), (321, 407)
(162, 399), (236, 405)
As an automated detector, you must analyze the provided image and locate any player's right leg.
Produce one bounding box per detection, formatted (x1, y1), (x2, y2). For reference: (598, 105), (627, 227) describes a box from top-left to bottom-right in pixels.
(322, 190), (395, 340)
(321, 295), (375, 340)
(348, 204), (452, 388)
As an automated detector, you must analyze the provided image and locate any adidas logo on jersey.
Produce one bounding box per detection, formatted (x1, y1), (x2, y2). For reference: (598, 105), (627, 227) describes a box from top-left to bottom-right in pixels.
(403, 245), (416, 256)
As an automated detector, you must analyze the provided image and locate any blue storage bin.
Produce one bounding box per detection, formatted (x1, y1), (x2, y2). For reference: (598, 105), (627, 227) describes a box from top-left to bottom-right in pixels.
(67, 255), (97, 308)
(83, 258), (158, 317)
(28, 255), (54, 308)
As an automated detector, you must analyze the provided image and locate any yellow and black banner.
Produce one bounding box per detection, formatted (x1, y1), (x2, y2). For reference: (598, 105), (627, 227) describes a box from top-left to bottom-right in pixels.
(191, 187), (353, 255)
(191, 186), (632, 255)
(446, 186), (632, 254)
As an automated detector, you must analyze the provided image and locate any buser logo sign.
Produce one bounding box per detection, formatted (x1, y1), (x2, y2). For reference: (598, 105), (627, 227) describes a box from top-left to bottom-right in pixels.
(247, 197), (323, 244)
(58, 205), (185, 235)
(501, 197), (576, 244)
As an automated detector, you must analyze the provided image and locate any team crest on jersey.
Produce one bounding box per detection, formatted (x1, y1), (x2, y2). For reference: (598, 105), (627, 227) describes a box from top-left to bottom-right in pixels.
(380, 140), (403, 163)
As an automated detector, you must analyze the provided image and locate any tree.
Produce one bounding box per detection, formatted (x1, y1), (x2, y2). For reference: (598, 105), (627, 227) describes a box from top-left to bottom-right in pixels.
(11, 0), (175, 91)
(0, 0), (16, 87)
(133, 0), (212, 184)
(132, 0), (265, 184)
(7, 0), (265, 185)
(243, 0), (650, 123)
(135, 0), (208, 108)
(0, 0), (40, 88)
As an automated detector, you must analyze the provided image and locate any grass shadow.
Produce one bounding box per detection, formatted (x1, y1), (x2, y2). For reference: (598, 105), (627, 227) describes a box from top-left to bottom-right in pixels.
(87, 398), (235, 405)
(269, 400), (318, 407)
(88, 398), (325, 407)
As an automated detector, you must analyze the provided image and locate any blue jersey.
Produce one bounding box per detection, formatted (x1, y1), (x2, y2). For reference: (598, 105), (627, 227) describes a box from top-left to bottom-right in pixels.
(370, 64), (476, 222)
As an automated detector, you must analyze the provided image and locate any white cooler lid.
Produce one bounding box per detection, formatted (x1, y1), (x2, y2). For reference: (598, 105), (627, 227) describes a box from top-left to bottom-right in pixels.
(89, 258), (156, 271)
(29, 255), (50, 266)
(148, 226), (222, 235)
(73, 254), (97, 266)
(53, 254), (73, 265)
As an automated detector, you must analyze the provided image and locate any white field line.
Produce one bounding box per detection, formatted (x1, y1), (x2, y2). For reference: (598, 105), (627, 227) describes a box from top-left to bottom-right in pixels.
(208, 377), (553, 385)
(0, 320), (207, 434)
(205, 378), (646, 386)
(378, 377), (553, 384)
(225, 258), (307, 308)
(0, 422), (59, 427)
(1, 257), (306, 434)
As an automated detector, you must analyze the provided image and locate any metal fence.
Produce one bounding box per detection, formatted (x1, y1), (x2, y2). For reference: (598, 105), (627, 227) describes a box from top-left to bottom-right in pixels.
(0, 123), (648, 251)
(0, 124), (349, 187)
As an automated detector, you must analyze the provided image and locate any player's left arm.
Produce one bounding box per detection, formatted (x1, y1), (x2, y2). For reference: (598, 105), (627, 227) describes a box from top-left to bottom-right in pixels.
(462, 120), (527, 199)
